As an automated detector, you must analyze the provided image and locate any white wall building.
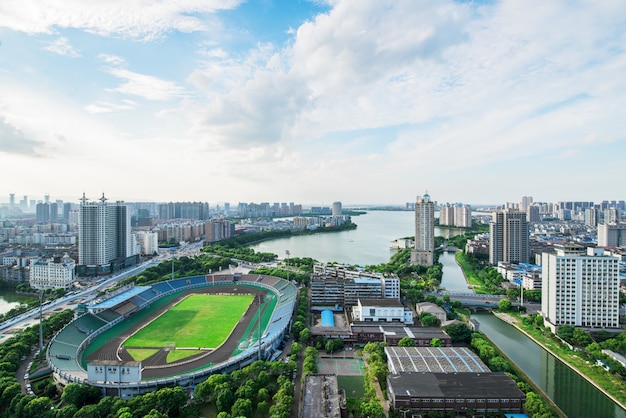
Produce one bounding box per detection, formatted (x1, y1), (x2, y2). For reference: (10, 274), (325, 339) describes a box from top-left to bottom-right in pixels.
(542, 246), (620, 330)
(352, 298), (413, 324)
(29, 254), (75, 289)
(597, 223), (626, 247)
(135, 230), (159, 256)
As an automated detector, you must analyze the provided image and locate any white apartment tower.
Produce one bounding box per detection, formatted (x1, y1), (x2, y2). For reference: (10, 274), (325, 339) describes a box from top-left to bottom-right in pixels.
(454, 204), (472, 228)
(542, 246), (620, 330)
(489, 209), (529, 265)
(411, 192), (434, 267)
(78, 194), (132, 267)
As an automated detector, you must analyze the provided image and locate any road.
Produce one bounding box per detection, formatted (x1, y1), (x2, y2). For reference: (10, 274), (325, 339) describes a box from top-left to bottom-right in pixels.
(0, 242), (206, 336)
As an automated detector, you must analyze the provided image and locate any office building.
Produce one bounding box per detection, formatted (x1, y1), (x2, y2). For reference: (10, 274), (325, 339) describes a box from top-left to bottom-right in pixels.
(411, 192), (435, 266)
(597, 223), (626, 247)
(29, 254), (75, 290)
(489, 209), (529, 265)
(78, 194), (133, 267)
(542, 246), (620, 330)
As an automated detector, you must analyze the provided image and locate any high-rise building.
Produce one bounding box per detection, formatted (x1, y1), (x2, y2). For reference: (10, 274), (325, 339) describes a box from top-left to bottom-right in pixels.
(584, 208), (598, 227)
(520, 196), (533, 212)
(439, 203), (454, 226)
(332, 201), (343, 217)
(597, 223), (626, 247)
(489, 209), (529, 265)
(454, 204), (472, 228)
(78, 194), (132, 267)
(542, 246), (620, 330)
(204, 218), (234, 243)
(411, 192), (434, 266)
(526, 205), (540, 223)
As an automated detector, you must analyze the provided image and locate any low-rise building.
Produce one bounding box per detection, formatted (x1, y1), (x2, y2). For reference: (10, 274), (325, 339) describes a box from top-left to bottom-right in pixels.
(416, 302), (447, 324)
(351, 298), (413, 324)
(29, 254), (75, 289)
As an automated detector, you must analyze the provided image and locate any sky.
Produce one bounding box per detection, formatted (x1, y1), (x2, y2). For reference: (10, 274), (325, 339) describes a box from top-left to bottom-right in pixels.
(0, 0), (625, 207)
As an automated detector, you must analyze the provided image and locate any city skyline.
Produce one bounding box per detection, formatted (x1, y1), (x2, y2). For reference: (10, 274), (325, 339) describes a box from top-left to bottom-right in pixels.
(1, 1), (625, 204)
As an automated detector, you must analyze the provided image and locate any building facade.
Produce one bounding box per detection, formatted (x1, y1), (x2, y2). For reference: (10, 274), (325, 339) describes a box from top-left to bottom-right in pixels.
(489, 209), (529, 265)
(597, 223), (626, 247)
(29, 254), (75, 289)
(78, 194), (133, 267)
(411, 192), (435, 266)
(542, 246), (620, 330)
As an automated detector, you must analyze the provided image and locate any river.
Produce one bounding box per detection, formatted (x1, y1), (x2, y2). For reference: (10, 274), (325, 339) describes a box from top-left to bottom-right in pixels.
(252, 210), (626, 416)
(250, 210), (464, 266)
(474, 312), (626, 418)
(0, 289), (35, 316)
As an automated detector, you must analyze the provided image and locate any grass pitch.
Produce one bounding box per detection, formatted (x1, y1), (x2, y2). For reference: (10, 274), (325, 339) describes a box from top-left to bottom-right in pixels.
(123, 294), (253, 349)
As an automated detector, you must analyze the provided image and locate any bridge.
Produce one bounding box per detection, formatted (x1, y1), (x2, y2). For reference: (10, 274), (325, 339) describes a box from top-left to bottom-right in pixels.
(429, 291), (508, 308)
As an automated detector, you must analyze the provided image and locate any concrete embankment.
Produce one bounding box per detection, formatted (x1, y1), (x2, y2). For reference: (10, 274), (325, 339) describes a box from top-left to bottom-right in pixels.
(492, 312), (626, 412)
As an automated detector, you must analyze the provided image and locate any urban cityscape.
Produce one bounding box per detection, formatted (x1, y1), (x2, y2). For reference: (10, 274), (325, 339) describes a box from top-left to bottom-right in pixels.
(1, 1), (625, 417)
(0, 191), (625, 417)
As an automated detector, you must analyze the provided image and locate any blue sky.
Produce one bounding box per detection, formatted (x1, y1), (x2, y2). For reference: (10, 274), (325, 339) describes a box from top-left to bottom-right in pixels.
(0, 0), (624, 206)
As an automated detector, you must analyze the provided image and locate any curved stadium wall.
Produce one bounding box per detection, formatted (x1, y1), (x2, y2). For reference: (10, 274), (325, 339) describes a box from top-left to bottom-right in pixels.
(47, 273), (298, 397)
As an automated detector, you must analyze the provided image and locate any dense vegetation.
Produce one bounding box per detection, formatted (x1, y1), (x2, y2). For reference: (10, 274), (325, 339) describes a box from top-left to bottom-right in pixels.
(358, 342), (387, 418)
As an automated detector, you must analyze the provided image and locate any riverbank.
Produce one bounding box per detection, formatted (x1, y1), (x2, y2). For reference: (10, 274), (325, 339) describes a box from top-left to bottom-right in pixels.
(493, 311), (626, 412)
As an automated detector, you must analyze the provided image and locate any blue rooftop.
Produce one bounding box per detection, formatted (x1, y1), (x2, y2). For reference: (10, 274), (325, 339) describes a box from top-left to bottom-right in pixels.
(88, 286), (151, 310)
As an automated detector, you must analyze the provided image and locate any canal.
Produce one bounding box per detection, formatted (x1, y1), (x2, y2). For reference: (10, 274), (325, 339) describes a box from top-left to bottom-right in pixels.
(473, 312), (626, 418)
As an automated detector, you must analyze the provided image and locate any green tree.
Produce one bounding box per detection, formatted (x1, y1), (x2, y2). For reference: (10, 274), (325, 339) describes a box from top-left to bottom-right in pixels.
(420, 313), (440, 327)
(430, 337), (443, 347)
(498, 298), (512, 311)
(61, 383), (101, 409)
(398, 337), (415, 347)
(231, 398), (253, 418)
(299, 327), (312, 344)
(290, 341), (302, 358)
(444, 323), (472, 343)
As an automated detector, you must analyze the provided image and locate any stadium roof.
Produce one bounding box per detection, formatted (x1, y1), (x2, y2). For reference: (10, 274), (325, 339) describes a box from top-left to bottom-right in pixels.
(88, 286), (151, 310)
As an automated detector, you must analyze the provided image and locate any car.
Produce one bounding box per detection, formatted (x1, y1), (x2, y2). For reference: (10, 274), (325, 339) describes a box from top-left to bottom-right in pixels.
(24, 374), (29, 380)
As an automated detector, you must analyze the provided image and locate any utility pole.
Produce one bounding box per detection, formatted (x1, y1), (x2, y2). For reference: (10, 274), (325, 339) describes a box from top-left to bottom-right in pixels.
(39, 291), (44, 357)
(257, 294), (262, 361)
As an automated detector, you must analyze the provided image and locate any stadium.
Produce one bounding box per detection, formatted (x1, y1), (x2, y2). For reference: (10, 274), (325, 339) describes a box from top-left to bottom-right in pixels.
(46, 273), (298, 398)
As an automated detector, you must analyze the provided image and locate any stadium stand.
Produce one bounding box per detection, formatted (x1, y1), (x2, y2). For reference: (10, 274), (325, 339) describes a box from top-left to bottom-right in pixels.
(48, 273), (298, 399)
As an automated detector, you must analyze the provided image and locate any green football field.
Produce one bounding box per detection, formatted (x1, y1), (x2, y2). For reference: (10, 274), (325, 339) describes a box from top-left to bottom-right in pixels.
(123, 294), (254, 349)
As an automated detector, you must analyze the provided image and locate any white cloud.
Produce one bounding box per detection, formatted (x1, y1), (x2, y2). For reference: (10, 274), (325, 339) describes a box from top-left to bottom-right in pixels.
(44, 37), (80, 57)
(0, 0), (243, 40)
(98, 54), (126, 66)
(84, 100), (137, 114)
(106, 68), (187, 101)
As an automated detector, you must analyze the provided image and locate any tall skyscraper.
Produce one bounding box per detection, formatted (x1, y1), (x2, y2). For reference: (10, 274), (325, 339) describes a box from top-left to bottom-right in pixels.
(542, 246), (620, 330)
(332, 201), (343, 217)
(411, 192), (434, 266)
(489, 209), (529, 265)
(78, 194), (132, 267)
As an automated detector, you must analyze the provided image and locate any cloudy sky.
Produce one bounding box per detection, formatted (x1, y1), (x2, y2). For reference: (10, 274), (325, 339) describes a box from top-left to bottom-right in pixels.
(0, 0), (624, 206)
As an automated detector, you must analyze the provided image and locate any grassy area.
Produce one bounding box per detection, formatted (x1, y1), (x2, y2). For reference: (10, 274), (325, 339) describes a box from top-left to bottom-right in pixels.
(166, 349), (205, 363)
(126, 348), (159, 361)
(514, 315), (626, 407)
(338, 375), (365, 398)
(454, 251), (486, 293)
(124, 294), (253, 349)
